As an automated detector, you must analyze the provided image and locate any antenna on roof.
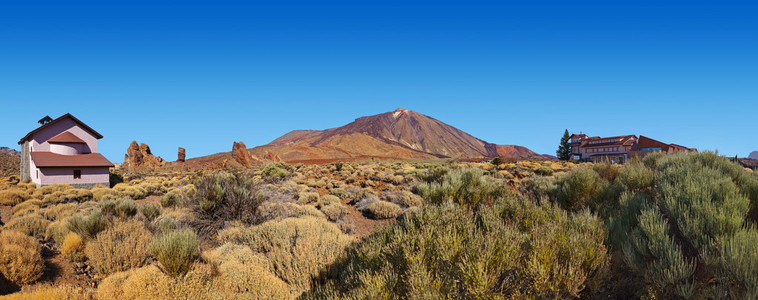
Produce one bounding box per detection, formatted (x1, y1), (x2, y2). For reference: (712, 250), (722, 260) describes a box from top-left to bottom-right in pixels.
(38, 116), (53, 126)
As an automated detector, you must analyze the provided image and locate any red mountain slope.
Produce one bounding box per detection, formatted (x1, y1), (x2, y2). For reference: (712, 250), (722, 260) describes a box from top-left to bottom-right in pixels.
(248, 108), (544, 163)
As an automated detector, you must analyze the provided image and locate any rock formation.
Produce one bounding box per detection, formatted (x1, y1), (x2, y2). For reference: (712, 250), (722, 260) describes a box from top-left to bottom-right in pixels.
(123, 141), (166, 170)
(232, 141), (253, 168)
(178, 147), (186, 162)
(263, 151), (281, 162)
(750, 151), (758, 160)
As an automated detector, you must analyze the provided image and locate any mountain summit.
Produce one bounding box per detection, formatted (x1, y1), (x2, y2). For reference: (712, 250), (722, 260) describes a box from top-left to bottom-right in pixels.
(247, 108), (543, 163)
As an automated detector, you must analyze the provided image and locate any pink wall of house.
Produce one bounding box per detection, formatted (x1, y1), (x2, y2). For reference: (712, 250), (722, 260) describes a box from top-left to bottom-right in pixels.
(30, 118), (97, 154)
(30, 155), (40, 185)
(38, 167), (110, 185)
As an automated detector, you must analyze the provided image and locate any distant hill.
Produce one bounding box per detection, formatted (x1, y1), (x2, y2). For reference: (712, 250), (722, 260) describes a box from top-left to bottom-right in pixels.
(0, 152), (20, 177)
(189, 108), (546, 165)
(0, 147), (20, 157)
(750, 151), (758, 160)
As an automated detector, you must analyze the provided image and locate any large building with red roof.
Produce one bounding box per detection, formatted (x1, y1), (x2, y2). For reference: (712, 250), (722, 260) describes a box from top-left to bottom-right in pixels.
(569, 133), (695, 163)
(18, 114), (114, 188)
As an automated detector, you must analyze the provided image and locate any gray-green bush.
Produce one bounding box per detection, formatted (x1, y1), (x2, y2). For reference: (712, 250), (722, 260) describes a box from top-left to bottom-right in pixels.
(305, 200), (607, 298)
(414, 168), (508, 209)
(149, 228), (198, 276)
(66, 211), (106, 240)
(600, 152), (758, 298)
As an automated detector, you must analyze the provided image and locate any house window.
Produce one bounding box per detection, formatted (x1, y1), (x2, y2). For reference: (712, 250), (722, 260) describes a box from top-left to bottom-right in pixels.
(74, 170), (81, 179)
(36, 170), (39, 179)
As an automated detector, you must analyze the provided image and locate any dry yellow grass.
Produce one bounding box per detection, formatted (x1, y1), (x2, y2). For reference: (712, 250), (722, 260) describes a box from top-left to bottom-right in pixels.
(60, 232), (85, 261)
(44, 220), (70, 244)
(0, 230), (44, 285)
(85, 220), (152, 275)
(0, 189), (31, 206)
(0, 283), (90, 300)
(43, 202), (78, 220)
(218, 217), (353, 295)
(365, 200), (403, 219)
(98, 247), (292, 300)
(5, 213), (50, 238)
(204, 243), (293, 299)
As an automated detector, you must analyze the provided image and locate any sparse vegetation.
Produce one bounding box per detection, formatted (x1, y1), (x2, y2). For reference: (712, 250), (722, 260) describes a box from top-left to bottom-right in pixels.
(305, 200), (607, 298)
(0, 153), (755, 298)
(218, 217), (352, 295)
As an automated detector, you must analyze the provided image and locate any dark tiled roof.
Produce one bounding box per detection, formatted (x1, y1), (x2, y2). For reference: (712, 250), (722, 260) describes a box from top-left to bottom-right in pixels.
(582, 135), (636, 148)
(19, 113), (103, 144)
(48, 131), (87, 144)
(31, 152), (114, 167)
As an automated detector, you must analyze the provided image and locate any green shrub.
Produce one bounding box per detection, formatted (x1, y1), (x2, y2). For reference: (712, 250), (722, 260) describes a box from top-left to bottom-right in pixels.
(154, 216), (178, 234)
(99, 198), (137, 218)
(616, 161), (654, 192)
(381, 190), (423, 208)
(553, 167), (608, 211)
(139, 203), (161, 222)
(317, 195), (341, 208)
(320, 204), (347, 222)
(414, 168), (508, 209)
(66, 211), (106, 240)
(592, 163), (620, 181)
(607, 152), (758, 298)
(712, 228), (758, 298)
(535, 166), (554, 176)
(261, 163), (290, 181)
(305, 200), (607, 299)
(160, 192), (182, 208)
(297, 191), (319, 205)
(149, 228), (198, 276)
(363, 200), (402, 219)
(188, 172), (263, 237)
(519, 176), (557, 204)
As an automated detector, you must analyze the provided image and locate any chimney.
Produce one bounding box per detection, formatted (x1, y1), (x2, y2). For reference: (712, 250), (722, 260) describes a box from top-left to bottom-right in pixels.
(38, 116), (53, 126)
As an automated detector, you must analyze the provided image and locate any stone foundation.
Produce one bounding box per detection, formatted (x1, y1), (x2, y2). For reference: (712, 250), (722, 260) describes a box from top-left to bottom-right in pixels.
(36, 182), (110, 189)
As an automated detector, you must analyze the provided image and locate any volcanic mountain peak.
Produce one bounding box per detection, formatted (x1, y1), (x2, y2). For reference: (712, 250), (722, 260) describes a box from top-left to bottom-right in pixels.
(315, 108), (491, 158)
(190, 108), (544, 165)
(247, 108), (544, 163)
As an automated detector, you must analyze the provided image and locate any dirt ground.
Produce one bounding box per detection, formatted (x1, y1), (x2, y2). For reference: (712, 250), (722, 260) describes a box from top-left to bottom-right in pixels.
(0, 206), (96, 296)
(0, 205), (11, 227)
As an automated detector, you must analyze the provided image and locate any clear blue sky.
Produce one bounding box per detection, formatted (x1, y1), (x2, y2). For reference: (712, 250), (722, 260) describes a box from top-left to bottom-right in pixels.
(1, 0), (756, 162)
